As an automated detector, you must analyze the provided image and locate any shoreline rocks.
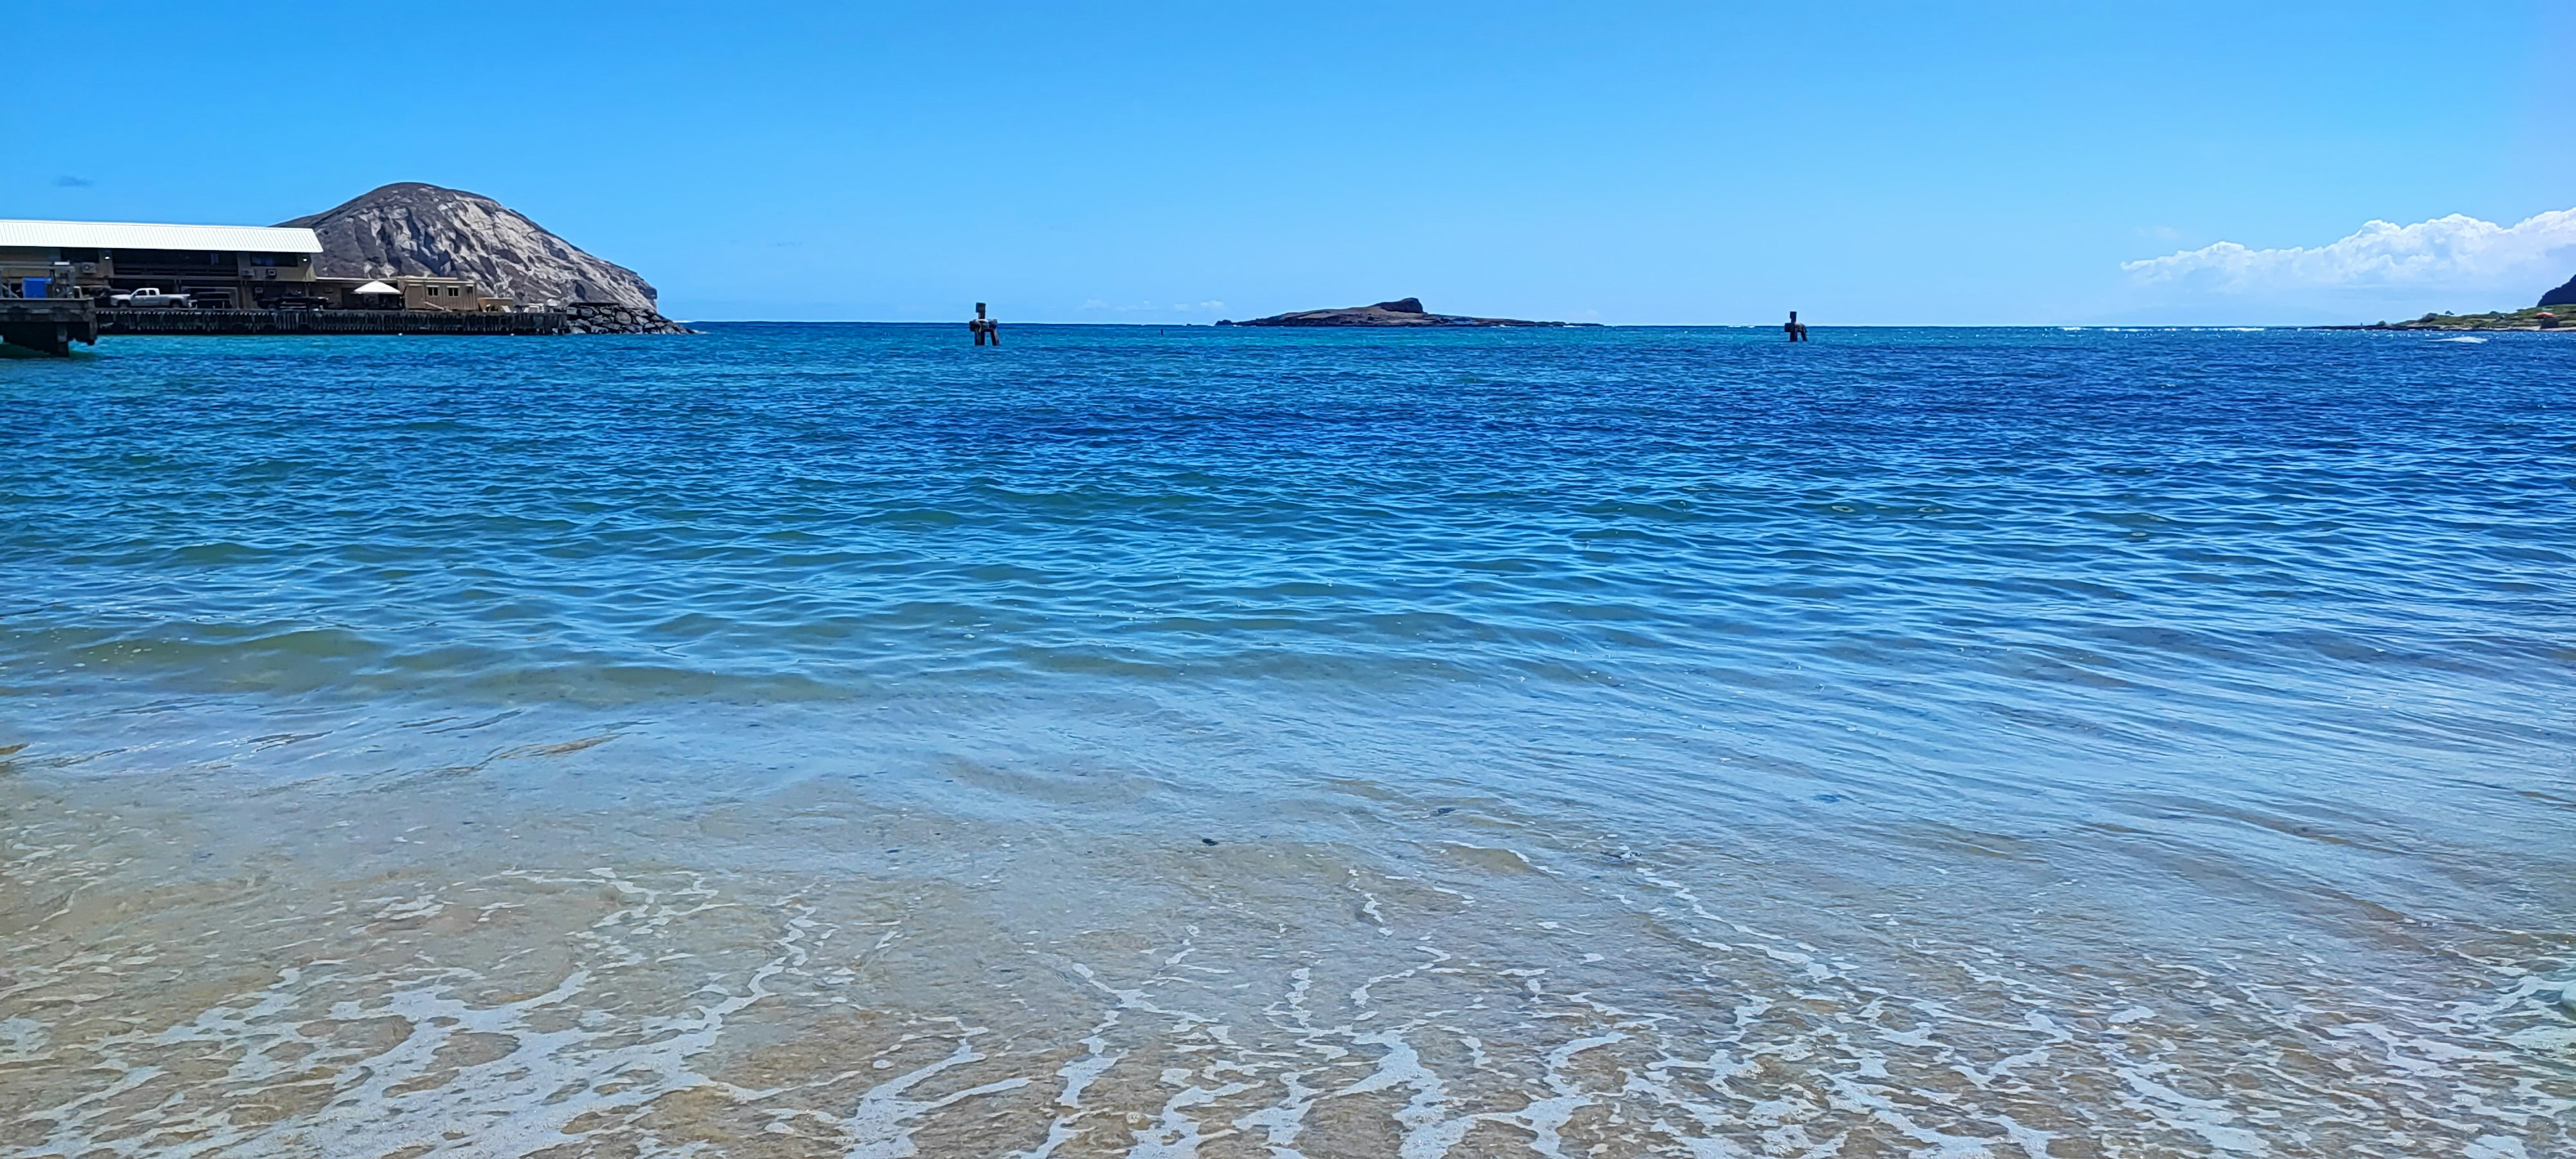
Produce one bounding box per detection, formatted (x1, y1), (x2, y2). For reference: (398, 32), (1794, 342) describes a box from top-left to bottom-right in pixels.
(566, 302), (696, 335)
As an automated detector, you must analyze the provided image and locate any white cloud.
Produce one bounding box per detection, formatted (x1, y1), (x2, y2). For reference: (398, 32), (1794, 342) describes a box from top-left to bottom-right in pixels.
(2123, 207), (2576, 294)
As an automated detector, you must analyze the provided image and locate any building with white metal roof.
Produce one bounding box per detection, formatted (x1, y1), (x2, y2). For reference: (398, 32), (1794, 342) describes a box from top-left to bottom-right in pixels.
(0, 219), (323, 254)
(1, 217), (327, 309)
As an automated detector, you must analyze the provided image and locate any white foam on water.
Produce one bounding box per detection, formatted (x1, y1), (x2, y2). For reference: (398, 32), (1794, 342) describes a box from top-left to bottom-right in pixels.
(1127, 1066), (1258, 1158)
(7, 869), (812, 1158)
(0, 1015), (50, 1063)
(1988, 1114), (2055, 1159)
(1012, 1032), (1122, 1159)
(837, 1034), (1029, 1159)
(2110, 1060), (2269, 1154)
(17, 954), (782, 1158)
(8, 824), (2573, 1157)
(1336, 1026), (1465, 1159)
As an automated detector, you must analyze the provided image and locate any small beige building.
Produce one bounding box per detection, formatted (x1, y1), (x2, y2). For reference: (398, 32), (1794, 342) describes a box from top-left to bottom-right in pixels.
(396, 276), (511, 313)
(318, 275), (512, 313)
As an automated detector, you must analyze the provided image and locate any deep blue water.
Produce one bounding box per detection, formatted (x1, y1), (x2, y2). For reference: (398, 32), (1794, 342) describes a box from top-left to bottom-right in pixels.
(11, 325), (2574, 922)
(10, 325), (2575, 846)
(10, 330), (2570, 748)
(5, 324), (2575, 1154)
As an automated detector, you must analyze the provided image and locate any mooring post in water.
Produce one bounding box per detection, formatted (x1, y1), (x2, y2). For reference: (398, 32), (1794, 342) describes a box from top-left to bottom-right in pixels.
(971, 302), (1000, 347)
(1784, 311), (1809, 342)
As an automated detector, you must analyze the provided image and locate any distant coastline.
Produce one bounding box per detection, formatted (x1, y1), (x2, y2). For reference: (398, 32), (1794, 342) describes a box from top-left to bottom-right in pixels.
(2337, 305), (2567, 332)
(2336, 274), (2575, 331)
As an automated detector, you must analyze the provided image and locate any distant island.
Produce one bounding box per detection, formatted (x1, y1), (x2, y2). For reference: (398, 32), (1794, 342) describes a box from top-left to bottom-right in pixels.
(1216, 298), (1591, 327)
(2351, 273), (2573, 331)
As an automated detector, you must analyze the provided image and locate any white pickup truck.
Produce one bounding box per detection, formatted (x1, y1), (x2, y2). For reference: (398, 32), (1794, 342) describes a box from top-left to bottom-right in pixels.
(111, 288), (193, 308)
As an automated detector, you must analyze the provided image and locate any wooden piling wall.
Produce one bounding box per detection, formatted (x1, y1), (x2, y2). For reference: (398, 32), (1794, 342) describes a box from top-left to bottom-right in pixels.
(99, 308), (571, 336)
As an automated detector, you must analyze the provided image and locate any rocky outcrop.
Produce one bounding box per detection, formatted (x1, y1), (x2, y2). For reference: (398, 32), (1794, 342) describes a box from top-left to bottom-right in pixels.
(280, 183), (689, 334)
(1217, 297), (1580, 327)
(567, 302), (690, 335)
(2541, 274), (2576, 308)
(2359, 305), (2567, 331)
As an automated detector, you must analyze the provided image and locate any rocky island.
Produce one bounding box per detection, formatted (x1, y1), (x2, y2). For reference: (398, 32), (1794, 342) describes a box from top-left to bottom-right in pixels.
(281, 183), (690, 334)
(1216, 298), (1586, 327)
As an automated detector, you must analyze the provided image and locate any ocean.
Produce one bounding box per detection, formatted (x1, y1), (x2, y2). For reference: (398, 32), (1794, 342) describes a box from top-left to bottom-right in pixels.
(3, 325), (2571, 1157)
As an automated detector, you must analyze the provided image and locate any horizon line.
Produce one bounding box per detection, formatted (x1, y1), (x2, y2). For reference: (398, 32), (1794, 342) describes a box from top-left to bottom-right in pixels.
(659, 319), (2430, 330)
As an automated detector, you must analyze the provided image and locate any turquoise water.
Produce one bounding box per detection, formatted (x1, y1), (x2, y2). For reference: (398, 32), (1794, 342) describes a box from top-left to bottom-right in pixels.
(3, 325), (2571, 1156)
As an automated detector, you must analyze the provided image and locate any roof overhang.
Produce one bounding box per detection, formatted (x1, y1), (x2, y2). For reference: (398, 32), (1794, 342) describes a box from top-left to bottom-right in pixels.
(0, 219), (325, 254)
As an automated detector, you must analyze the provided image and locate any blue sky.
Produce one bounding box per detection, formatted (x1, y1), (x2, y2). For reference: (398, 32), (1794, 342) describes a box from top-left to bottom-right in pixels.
(10, 3), (2572, 325)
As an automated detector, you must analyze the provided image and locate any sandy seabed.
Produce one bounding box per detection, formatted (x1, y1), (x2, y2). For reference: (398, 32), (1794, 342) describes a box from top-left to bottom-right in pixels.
(5, 731), (2570, 1159)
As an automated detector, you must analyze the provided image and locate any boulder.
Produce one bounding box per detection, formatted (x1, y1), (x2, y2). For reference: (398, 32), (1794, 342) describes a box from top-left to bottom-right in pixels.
(565, 302), (692, 335)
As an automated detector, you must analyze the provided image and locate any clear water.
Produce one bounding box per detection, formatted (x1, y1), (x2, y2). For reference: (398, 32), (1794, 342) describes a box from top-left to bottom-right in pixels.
(3, 325), (2571, 1157)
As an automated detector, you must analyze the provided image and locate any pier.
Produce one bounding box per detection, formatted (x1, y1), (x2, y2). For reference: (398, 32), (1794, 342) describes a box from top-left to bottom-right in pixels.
(0, 298), (100, 355)
(2, 303), (573, 354)
(99, 307), (570, 337)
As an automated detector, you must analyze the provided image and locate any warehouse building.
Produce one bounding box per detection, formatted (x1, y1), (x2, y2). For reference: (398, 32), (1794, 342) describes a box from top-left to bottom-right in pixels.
(0, 219), (325, 309)
(0, 219), (511, 313)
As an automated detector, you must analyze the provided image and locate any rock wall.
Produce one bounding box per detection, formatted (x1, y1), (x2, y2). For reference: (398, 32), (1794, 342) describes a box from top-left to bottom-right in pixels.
(566, 302), (694, 335)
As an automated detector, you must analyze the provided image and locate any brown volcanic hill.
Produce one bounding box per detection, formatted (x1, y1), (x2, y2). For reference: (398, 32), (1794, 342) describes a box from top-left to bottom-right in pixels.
(280, 183), (678, 326)
(1218, 297), (1580, 327)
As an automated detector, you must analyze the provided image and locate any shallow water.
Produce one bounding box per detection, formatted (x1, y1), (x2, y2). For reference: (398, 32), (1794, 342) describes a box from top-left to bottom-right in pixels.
(3, 325), (2571, 1157)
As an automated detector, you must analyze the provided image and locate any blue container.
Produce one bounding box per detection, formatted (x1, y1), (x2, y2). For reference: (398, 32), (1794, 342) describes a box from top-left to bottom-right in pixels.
(20, 277), (48, 299)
